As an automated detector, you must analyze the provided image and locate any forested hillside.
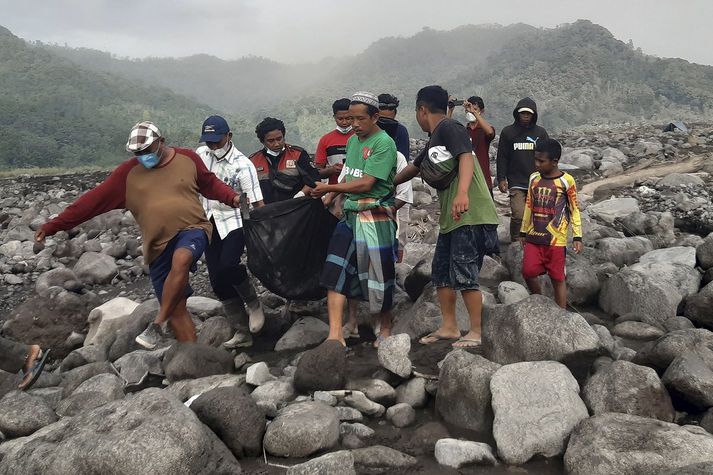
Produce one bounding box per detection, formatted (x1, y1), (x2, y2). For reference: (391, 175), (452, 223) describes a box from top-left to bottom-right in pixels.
(3, 20), (713, 170)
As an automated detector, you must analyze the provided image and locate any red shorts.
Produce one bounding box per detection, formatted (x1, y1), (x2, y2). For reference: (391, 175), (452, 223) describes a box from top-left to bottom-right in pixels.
(522, 242), (566, 282)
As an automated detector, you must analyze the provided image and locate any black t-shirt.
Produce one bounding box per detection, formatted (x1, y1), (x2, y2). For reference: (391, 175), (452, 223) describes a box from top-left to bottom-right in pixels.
(261, 147), (320, 203)
(414, 118), (472, 190)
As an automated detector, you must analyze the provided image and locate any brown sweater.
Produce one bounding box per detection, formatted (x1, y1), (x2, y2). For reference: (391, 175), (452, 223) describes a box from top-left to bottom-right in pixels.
(43, 148), (237, 265)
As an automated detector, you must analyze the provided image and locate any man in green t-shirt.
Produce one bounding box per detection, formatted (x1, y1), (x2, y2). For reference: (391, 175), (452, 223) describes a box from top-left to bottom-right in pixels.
(396, 85), (500, 348)
(313, 91), (398, 348)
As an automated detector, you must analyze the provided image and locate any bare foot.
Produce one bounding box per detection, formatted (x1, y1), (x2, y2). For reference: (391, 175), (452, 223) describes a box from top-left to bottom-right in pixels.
(373, 327), (392, 348)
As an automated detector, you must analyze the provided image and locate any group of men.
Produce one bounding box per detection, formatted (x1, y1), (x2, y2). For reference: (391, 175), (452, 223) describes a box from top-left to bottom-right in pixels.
(6, 84), (584, 390)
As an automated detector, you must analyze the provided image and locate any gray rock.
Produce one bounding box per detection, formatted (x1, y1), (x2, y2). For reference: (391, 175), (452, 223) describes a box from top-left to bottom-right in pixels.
(191, 386), (265, 458)
(662, 352), (713, 409)
(702, 408), (713, 434)
(73, 251), (118, 284)
(404, 259), (432, 301)
(344, 391), (385, 417)
(639, 246), (697, 267)
(595, 236), (653, 267)
(479, 255), (510, 289)
(0, 388), (240, 474)
(72, 373), (124, 400)
(663, 462), (713, 475)
(186, 296), (223, 316)
(588, 197), (640, 225)
(27, 387), (64, 411)
(166, 374), (246, 402)
(84, 297), (140, 347)
(483, 295), (601, 377)
(336, 406), (363, 422)
(497, 281), (529, 305)
(286, 450), (356, 475)
(633, 328), (713, 371)
(250, 379), (296, 407)
(377, 334), (411, 378)
(197, 316), (234, 348)
(564, 413), (713, 475)
(245, 362), (275, 386)
(434, 438), (497, 468)
(60, 361), (114, 395)
(561, 149), (595, 170)
(490, 361), (588, 465)
(340, 422), (375, 439)
(294, 340), (346, 393)
(664, 316), (696, 332)
(35, 268), (78, 298)
(386, 403), (415, 428)
(697, 233), (713, 270)
(686, 282), (713, 329)
(659, 172), (705, 187)
(345, 379), (396, 406)
(163, 342), (234, 382)
(263, 401), (339, 457)
(395, 377), (428, 408)
(351, 445), (417, 474)
(436, 350), (500, 433)
(0, 391), (57, 438)
(561, 254), (601, 305)
(56, 391), (116, 417)
(582, 360), (674, 421)
(59, 345), (108, 372)
(612, 321), (665, 340)
(275, 317), (329, 352)
(113, 350), (163, 385)
(107, 299), (160, 361)
(313, 391), (337, 406)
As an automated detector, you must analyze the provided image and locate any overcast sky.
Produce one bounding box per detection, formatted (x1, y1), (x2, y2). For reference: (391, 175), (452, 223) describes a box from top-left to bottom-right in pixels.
(1, 0), (711, 65)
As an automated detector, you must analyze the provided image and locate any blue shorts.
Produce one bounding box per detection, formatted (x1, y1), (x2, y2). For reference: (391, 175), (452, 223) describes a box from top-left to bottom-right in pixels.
(149, 229), (208, 303)
(432, 224), (498, 291)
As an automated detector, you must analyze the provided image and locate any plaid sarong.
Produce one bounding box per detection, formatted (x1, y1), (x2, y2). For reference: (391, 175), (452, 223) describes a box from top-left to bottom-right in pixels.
(320, 198), (397, 314)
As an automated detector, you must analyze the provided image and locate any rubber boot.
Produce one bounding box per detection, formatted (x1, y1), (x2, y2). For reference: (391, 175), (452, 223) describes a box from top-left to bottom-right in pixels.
(235, 279), (265, 334)
(222, 297), (252, 349)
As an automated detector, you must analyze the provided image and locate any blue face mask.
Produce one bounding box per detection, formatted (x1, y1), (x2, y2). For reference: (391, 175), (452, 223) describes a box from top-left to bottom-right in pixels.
(136, 145), (162, 169)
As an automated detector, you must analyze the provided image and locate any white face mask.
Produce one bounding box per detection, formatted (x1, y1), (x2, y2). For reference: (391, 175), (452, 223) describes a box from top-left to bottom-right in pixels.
(465, 112), (477, 123)
(211, 141), (232, 159)
(266, 147), (284, 157)
(336, 125), (352, 134)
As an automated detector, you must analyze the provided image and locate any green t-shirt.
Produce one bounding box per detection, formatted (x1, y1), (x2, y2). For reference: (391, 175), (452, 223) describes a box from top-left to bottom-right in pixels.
(414, 118), (499, 233)
(343, 129), (397, 204)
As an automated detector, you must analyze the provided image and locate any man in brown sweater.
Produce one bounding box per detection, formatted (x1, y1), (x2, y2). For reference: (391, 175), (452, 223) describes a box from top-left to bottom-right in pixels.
(35, 121), (241, 349)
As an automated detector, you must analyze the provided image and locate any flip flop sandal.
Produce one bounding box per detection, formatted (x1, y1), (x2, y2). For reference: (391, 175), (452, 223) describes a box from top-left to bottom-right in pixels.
(452, 337), (482, 348)
(342, 325), (359, 339)
(19, 348), (50, 391)
(419, 332), (458, 345)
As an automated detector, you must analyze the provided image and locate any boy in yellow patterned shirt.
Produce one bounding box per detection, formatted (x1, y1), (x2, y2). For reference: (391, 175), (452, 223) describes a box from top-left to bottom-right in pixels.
(520, 138), (583, 308)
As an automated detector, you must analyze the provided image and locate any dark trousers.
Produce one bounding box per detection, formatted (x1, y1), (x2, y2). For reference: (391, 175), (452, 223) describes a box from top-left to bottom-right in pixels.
(205, 221), (249, 301)
(0, 336), (28, 373)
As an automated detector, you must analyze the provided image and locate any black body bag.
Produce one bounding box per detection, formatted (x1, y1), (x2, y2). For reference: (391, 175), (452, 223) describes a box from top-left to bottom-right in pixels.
(243, 196), (338, 300)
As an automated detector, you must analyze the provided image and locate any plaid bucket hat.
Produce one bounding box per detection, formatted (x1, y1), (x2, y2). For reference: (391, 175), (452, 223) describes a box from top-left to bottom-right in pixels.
(126, 121), (162, 152)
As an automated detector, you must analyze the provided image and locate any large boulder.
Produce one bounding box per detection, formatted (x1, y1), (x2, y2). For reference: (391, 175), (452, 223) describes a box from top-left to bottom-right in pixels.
(633, 328), (713, 371)
(113, 350), (163, 385)
(697, 233), (713, 270)
(263, 401), (339, 457)
(162, 342), (234, 382)
(482, 295), (601, 377)
(0, 389), (240, 474)
(166, 374), (246, 402)
(35, 268), (79, 298)
(662, 352), (713, 409)
(564, 413), (713, 475)
(294, 340), (347, 392)
(196, 316), (233, 348)
(107, 299), (160, 361)
(582, 360), (674, 421)
(595, 236), (653, 267)
(0, 391), (58, 438)
(286, 451), (355, 475)
(490, 361), (588, 465)
(377, 334), (412, 378)
(686, 282), (713, 329)
(73, 251), (118, 284)
(60, 361), (114, 395)
(403, 259), (432, 301)
(436, 350), (500, 434)
(588, 197), (640, 225)
(274, 317), (329, 352)
(191, 386), (265, 458)
(84, 297), (140, 347)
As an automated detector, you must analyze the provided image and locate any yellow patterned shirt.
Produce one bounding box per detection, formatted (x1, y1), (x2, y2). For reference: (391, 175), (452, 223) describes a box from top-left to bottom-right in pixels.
(520, 171), (582, 247)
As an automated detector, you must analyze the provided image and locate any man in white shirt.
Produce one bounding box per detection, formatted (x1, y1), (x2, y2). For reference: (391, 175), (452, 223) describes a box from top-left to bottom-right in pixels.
(197, 115), (265, 348)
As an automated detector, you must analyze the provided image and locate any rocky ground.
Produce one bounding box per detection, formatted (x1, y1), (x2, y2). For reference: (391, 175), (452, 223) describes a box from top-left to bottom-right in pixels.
(1, 122), (713, 474)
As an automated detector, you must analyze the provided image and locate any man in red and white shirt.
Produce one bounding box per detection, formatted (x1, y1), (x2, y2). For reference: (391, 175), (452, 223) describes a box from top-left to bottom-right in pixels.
(314, 98), (354, 184)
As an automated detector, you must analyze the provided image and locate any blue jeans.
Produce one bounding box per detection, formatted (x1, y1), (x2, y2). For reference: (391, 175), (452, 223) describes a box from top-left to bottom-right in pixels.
(432, 224), (498, 291)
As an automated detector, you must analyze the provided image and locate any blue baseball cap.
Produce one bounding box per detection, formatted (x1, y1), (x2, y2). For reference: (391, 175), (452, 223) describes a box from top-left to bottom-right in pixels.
(200, 115), (230, 143)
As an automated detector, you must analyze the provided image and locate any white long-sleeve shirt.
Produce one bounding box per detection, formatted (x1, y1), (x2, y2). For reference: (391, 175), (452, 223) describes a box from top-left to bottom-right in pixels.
(197, 143), (263, 239)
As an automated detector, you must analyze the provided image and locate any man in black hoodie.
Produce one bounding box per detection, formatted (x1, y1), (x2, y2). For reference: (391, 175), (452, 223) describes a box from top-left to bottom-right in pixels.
(496, 97), (548, 241)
